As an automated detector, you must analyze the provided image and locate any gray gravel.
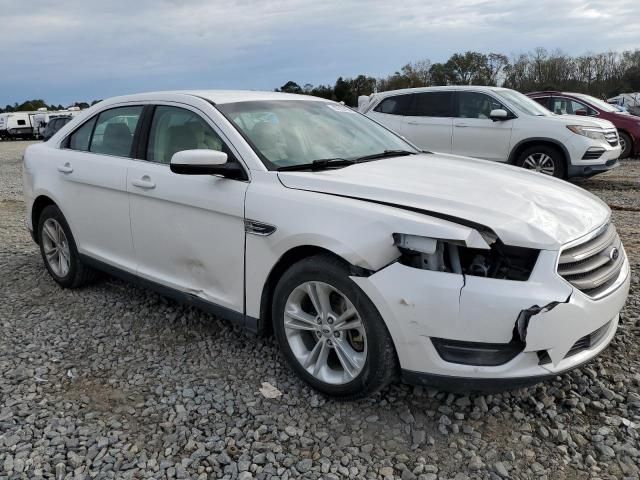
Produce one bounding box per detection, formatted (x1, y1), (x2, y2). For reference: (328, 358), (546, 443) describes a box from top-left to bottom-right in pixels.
(1, 140), (639, 479)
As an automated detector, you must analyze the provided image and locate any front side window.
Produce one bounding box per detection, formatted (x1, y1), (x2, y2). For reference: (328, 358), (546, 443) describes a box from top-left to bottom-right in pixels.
(68, 117), (97, 151)
(551, 97), (596, 116)
(373, 94), (412, 115)
(217, 100), (417, 170)
(147, 106), (225, 164)
(411, 92), (454, 117)
(89, 106), (143, 157)
(456, 92), (505, 119)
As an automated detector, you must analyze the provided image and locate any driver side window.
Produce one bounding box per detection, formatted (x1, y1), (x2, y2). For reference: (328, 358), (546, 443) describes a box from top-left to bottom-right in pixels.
(147, 106), (225, 164)
(456, 92), (505, 119)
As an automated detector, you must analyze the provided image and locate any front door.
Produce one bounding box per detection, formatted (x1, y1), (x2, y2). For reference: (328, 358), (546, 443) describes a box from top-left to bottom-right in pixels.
(127, 104), (248, 313)
(451, 91), (513, 162)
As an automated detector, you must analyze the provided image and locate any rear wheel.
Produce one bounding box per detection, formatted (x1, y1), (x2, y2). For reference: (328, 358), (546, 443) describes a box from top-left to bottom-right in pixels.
(618, 131), (632, 159)
(272, 255), (398, 398)
(37, 205), (97, 288)
(516, 144), (565, 178)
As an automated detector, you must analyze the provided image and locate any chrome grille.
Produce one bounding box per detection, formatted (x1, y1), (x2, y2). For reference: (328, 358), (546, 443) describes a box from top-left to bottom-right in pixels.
(557, 224), (625, 297)
(604, 129), (618, 147)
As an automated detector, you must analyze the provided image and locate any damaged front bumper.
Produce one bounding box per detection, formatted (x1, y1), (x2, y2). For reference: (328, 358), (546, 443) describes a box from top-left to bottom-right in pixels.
(351, 249), (630, 391)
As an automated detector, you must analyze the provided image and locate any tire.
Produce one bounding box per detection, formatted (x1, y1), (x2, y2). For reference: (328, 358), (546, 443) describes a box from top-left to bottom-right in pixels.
(272, 254), (398, 399)
(37, 205), (97, 288)
(516, 144), (565, 178)
(618, 131), (632, 159)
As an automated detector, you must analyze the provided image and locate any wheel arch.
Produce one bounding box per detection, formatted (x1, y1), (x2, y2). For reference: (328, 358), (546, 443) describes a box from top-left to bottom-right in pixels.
(258, 245), (370, 336)
(30, 195), (58, 244)
(508, 137), (569, 172)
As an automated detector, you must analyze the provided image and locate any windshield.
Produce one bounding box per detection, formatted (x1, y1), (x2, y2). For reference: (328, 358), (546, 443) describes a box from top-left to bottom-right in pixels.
(496, 89), (552, 116)
(572, 93), (620, 113)
(216, 100), (417, 170)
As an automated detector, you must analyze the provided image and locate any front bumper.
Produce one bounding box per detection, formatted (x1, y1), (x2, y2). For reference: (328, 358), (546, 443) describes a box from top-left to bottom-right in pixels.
(351, 249), (630, 391)
(567, 158), (619, 178)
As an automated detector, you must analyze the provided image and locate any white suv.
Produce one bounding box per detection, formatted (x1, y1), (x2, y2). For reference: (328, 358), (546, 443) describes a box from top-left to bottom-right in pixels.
(23, 91), (629, 398)
(360, 86), (621, 178)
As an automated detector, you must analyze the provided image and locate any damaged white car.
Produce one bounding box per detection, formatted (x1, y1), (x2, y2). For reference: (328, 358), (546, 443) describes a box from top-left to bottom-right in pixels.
(23, 91), (630, 398)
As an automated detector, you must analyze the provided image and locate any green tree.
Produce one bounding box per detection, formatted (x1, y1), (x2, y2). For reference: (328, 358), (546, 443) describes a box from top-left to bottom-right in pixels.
(278, 81), (303, 94)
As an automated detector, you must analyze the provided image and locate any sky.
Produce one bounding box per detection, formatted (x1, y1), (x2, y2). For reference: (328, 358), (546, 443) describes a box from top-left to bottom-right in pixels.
(1, 0), (639, 106)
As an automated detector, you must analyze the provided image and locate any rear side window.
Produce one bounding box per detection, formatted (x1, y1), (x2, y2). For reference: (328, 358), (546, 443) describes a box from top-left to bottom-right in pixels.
(411, 92), (454, 117)
(89, 106), (143, 157)
(532, 96), (551, 109)
(456, 92), (506, 119)
(17, 119), (26, 125)
(373, 95), (412, 115)
(68, 117), (97, 151)
(147, 106), (225, 164)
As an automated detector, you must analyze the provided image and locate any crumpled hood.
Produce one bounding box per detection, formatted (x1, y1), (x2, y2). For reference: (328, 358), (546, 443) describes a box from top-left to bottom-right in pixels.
(277, 154), (610, 249)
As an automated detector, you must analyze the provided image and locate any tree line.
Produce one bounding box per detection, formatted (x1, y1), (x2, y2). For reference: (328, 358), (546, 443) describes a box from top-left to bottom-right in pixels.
(0, 99), (102, 114)
(3, 47), (640, 112)
(277, 48), (640, 106)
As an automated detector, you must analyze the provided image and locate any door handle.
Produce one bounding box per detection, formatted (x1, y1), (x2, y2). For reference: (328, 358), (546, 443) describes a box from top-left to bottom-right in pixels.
(57, 163), (73, 173)
(407, 121), (422, 125)
(131, 177), (156, 189)
(454, 123), (469, 128)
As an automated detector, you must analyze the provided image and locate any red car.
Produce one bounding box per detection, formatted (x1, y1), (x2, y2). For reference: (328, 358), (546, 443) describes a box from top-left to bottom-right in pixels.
(527, 91), (640, 158)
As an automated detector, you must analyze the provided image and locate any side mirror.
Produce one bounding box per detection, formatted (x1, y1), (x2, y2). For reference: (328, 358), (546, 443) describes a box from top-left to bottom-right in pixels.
(574, 109), (587, 116)
(170, 149), (245, 179)
(489, 109), (509, 121)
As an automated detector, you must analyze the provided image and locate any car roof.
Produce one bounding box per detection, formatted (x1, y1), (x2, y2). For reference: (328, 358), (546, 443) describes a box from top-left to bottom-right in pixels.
(98, 90), (329, 106)
(371, 85), (512, 98)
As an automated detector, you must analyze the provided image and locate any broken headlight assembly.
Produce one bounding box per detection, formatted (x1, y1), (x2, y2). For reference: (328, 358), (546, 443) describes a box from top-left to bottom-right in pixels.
(393, 233), (539, 281)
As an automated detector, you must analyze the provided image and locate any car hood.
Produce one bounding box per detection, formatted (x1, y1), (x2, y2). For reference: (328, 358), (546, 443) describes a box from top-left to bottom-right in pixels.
(277, 154), (610, 250)
(540, 113), (616, 129)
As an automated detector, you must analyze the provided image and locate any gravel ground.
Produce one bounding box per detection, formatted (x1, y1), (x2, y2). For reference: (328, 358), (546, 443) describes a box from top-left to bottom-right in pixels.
(1, 140), (639, 480)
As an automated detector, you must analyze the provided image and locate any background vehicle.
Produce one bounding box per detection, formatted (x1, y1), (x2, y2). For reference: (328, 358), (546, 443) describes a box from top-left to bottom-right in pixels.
(608, 93), (640, 117)
(42, 115), (73, 140)
(22, 91), (629, 398)
(33, 107), (83, 139)
(359, 86), (620, 178)
(0, 113), (8, 140)
(529, 91), (640, 158)
(2, 111), (38, 140)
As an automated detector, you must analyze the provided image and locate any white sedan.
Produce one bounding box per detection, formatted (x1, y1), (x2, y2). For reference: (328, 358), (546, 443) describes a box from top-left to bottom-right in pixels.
(23, 91), (630, 398)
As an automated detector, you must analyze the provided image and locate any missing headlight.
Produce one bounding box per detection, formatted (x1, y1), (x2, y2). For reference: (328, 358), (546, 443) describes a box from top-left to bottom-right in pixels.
(394, 234), (538, 281)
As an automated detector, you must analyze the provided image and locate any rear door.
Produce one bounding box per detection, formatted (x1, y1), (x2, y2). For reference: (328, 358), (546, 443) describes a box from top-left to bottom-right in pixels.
(451, 91), (513, 162)
(400, 91), (454, 153)
(54, 105), (143, 271)
(127, 103), (248, 314)
(366, 94), (412, 136)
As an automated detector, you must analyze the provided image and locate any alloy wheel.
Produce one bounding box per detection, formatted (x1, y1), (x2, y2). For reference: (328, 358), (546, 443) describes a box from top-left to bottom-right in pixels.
(42, 218), (71, 277)
(619, 135), (626, 154)
(523, 153), (556, 176)
(283, 281), (367, 385)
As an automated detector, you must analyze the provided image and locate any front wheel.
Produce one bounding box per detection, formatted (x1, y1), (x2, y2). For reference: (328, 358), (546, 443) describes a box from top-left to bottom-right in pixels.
(618, 131), (632, 159)
(516, 145), (565, 178)
(272, 255), (398, 398)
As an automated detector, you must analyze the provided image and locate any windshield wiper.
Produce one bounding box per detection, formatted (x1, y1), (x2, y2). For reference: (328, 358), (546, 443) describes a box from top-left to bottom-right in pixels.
(277, 158), (356, 172)
(354, 149), (417, 162)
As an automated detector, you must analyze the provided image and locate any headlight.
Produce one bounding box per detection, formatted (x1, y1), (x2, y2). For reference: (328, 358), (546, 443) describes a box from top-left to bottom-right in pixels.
(393, 233), (539, 281)
(566, 125), (607, 141)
